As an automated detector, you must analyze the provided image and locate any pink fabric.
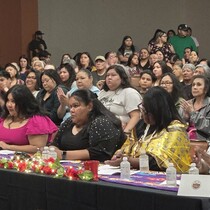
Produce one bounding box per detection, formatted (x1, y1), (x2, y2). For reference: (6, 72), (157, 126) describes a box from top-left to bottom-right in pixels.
(187, 123), (197, 140)
(0, 115), (58, 145)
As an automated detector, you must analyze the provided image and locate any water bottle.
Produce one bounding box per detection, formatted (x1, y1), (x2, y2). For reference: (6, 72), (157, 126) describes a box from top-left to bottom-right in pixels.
(139, 149), (149, 172)
(166, 163), (177, 186)
(48, 147), (57, 160)
(120, 157), (130, 179)
(189, 163), (199, 175)
(42, 146), (49, 159)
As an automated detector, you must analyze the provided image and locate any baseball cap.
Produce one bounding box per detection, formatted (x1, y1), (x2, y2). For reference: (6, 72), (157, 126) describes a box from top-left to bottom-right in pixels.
(95, 55), (106, 62)
(35, 30), (44, 35)
(178, 24), (188, 31)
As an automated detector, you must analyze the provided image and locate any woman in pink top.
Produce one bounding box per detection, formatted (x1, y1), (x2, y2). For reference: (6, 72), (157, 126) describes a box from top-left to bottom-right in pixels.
(0, 85), (57, 154)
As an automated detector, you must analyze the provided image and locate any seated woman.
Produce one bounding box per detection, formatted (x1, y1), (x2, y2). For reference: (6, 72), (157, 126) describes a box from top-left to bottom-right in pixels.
(159, 72), (183, 113)
(5, 63), (24, 87)
(148, 30), (175, 62)
(98, 64), (142, 134)
(76, 52), (95, 72)
(25, 69), (41, 98)
(125, 53), (142, 90)
(0, 70), (12, 115)
(180, 75), (210, 141)
(36, 69), (68, 126)
(51, 89), (126, 162)
(57, 69), (100, 122)
(139, 48), (150, 70)
(105, 86), (191, 173)
(0, 85), (57, 153)
(117, 36), (139, 65)
(58, 63), (76, 90)
(152, 61), (172, 86)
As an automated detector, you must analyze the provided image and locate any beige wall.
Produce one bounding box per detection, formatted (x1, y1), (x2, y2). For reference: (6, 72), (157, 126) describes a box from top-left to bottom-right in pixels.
(38, 0), (210, 66)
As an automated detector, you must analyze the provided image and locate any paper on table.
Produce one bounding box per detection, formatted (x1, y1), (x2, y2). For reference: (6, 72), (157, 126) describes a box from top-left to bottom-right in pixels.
(160, 180), (180, 186)
(0, 150), (15, 155)
(98, 164), (137, 175)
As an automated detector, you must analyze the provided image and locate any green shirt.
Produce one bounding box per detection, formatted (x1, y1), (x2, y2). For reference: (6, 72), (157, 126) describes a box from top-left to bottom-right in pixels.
(169, 35), (197, 59)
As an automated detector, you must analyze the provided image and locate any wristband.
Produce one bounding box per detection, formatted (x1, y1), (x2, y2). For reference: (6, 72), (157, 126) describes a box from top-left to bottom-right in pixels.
(62, 151), (67, 160)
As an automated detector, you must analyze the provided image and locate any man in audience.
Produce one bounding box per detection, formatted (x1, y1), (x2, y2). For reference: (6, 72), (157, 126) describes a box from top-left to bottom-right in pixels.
(91, 56), (107, 89)
(28, 30), (48, 61)
(169, 24), (197, 59)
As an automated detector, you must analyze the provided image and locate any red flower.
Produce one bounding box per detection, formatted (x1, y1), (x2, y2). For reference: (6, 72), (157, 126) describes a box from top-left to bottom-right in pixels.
(8, 162), (14, 169)
(18, 162), (27, 172)
(65, 167), (79, 179)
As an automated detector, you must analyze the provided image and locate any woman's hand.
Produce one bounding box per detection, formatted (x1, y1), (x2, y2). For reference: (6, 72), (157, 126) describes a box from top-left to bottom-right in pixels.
(180, 99), (194, 114)
(104, 151), (123, 167)
(193, 147), (210, 174)
(200, 150), (210, 167)
(193, 147), (203, 168)
(57, 87), (68, 106)
(96, 80), (105, 90)
(0, 141), (10, 150)
(53, 146), (62, 159)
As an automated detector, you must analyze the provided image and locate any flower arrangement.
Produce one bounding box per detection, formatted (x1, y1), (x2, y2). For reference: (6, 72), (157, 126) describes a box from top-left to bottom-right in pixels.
(0, 151), (94, 181)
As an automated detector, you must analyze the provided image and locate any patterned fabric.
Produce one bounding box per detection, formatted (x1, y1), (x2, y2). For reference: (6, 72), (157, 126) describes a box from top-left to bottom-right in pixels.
(129, 120), (191, 173)
(149, 42), (174, 62)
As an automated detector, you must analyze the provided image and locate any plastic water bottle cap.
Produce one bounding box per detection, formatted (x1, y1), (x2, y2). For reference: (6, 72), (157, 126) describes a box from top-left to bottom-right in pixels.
(190, 163), (196, 167)
(168, 163), (174, 167)
(140, 148), (146, 154)
(49, 147), (55, 151)
(123, 157), (128, 161)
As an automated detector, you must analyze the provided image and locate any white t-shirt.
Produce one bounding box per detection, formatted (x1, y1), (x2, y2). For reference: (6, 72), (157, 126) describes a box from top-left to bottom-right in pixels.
(98, 87), (142, 124)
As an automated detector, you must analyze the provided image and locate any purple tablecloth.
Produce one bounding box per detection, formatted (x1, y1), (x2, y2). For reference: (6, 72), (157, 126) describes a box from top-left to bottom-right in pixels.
(99, 171), (180, 192)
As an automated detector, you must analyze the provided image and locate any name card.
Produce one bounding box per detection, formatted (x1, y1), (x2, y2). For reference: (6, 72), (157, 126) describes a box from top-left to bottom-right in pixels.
(178, 174), (210, 197)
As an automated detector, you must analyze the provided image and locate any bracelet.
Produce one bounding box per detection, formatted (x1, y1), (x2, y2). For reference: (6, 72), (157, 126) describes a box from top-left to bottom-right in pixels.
(62, 151), (67, 160)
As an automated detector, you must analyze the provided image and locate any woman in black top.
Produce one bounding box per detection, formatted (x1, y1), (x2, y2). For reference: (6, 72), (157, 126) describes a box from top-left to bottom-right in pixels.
(51, 89), (126, 162)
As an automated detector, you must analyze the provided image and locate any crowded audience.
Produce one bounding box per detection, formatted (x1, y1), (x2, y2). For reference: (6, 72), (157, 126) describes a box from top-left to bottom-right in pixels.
(0, 24), (209, 175)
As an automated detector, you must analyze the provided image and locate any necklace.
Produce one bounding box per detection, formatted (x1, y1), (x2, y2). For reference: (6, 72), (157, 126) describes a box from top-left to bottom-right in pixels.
(131, 124), (157, 158)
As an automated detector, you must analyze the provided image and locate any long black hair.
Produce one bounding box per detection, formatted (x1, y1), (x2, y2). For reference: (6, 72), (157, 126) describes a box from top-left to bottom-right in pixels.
(143, 86), (185, 132)
(40, 69), (62, 89)
(59, 63), (76, 89)
(2, 84), (46, 119)
(160, 72), (182, 104)
(26, 69), (42, 91)
(102, 65), (132, 91)
(77, 52), (95, 71)
(71, 89), (122, 128)
(118, 35), (136, 55)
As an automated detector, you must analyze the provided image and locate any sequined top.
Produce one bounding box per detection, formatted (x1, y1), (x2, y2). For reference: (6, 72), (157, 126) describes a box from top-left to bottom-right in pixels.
(52, 116), (126, 162)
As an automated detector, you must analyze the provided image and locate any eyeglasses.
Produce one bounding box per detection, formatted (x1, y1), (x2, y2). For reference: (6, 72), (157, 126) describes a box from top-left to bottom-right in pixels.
(160, 81), (173, 86)
(138, 103), (147, 114)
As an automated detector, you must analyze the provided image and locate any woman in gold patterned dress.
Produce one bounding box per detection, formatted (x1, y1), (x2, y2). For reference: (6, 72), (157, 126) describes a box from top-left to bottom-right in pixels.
(105, 86), (191, 173)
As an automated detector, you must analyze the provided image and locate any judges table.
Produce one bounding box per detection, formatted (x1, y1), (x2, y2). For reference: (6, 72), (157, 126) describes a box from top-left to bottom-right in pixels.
(0, 168), (209, 210)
